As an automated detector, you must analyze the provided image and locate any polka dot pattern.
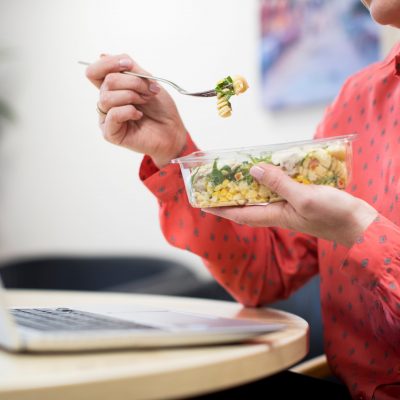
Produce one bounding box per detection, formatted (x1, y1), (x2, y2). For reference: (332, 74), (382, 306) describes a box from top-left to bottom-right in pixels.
(314, 44), (400, 399)
(140, 44), (400, 399)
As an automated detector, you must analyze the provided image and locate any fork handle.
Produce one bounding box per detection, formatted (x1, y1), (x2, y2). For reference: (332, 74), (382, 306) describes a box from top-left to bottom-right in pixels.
(78, 61), (183, 92)
(122, 71), (181, 90)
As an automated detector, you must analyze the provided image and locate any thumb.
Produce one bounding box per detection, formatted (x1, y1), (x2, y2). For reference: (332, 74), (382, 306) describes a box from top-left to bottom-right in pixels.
(250, 163), (303, 203)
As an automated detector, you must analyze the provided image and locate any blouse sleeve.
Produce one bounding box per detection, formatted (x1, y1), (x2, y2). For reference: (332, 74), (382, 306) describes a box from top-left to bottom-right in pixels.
(341, 215), (400, 350)
(140, 133), (319, 307)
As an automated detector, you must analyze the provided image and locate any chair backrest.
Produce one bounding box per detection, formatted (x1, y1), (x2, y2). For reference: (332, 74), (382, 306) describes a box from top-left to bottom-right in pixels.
(0, 256), (199, 294)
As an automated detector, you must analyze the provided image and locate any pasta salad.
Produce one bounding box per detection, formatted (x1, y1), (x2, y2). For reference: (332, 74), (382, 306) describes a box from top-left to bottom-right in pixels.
(189, 143), (349, 208)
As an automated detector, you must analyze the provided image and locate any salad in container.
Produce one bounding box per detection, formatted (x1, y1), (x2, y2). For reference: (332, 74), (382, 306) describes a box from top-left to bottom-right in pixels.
(171, 135), (356, 208)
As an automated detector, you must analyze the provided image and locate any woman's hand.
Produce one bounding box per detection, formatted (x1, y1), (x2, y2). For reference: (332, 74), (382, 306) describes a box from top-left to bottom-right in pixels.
(85, 54), (187, 168)
(204, 163), (378, 248)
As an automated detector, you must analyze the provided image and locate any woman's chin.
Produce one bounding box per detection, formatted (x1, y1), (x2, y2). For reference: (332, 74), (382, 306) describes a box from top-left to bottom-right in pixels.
(370, 3), (400, 27)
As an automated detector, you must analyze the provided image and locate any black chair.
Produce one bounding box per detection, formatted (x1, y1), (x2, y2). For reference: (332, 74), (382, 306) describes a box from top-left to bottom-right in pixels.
(0, 256), (217, 297)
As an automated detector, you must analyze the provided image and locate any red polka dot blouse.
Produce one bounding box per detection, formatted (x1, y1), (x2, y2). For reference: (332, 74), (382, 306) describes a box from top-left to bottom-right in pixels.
(140, 43), (400, 399)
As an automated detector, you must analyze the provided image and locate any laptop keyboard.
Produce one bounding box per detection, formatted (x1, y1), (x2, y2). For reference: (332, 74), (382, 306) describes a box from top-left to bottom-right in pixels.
(10, 308), (160, 332)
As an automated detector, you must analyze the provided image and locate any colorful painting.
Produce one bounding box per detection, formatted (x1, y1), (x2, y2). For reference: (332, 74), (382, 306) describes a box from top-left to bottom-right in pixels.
(260, 0), (380, 110)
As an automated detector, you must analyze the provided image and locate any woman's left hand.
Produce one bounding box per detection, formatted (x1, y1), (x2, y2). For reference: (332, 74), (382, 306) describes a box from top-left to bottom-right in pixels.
(203, 163), (378, 248)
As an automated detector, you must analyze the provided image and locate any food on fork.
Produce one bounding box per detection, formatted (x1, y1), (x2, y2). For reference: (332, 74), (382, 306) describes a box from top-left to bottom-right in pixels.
(215, 76), (249, 118)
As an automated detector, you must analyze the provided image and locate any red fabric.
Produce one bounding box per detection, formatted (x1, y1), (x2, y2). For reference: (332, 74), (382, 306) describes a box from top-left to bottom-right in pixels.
(140, 43), (400, 399)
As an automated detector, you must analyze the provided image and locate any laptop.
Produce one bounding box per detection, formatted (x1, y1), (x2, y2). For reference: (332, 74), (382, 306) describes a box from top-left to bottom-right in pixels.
(0, 276), (284, 352)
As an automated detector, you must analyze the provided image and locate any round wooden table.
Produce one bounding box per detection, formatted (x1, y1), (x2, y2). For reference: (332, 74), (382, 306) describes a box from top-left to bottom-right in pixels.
(0, 290), (309, 400)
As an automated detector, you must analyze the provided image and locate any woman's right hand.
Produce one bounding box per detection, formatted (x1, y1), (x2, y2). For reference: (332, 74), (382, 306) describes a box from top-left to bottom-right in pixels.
(85, 54), (187, 168)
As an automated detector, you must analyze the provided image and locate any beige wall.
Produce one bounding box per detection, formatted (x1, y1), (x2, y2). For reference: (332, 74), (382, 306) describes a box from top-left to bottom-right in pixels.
(0, 1), (397, 277)
(381, 26), (400, 55)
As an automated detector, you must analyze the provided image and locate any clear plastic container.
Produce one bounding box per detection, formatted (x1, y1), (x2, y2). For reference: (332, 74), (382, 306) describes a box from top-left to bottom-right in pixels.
(171, 134), (356, 208)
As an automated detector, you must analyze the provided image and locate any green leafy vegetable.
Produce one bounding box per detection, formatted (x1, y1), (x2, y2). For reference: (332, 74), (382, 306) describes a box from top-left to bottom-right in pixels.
(318, 174), (337, 185)
(249, 154), (272, 165)
(220, 165), (232, 176)
(209, 159), (225, 186)
(245, 174), (254, 185)
(202, 155), (274, 189)
(231, 165), (241, 176)
(215, 76), (235, 100)
(190, 166), (200, 185)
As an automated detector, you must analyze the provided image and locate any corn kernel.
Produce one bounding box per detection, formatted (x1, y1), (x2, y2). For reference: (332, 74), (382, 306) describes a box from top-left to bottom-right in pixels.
(294, 175), (311, 184)
(259, 186), (270, 197)
(238, 181), (247, 190)
(248, 190), (257, 199)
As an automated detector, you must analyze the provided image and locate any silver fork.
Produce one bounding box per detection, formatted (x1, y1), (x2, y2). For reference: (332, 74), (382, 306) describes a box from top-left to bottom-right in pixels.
(78, 61), (220, 97)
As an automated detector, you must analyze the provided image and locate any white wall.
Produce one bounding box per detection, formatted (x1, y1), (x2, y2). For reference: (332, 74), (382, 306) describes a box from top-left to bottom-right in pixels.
(0, 1), (396, 277)
(382, 26), (400, 54)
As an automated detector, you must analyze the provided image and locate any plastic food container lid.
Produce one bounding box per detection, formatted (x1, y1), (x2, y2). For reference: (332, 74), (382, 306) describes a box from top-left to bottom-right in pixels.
(171, 134), (357, 164)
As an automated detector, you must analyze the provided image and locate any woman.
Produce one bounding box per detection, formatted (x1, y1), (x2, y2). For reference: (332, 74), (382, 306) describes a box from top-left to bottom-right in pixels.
(85, 1), (400, 398)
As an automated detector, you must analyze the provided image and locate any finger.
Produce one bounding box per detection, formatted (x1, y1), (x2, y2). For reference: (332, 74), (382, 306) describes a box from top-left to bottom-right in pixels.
(97, 103), (108, 125)
(85, 54), (134, 89)
(99, 89), (151, 113)
(103, 105), (143, 139)
(203, 202), (288, 227)
(250, 163), (306, 205)
(101, 72), (160, 96)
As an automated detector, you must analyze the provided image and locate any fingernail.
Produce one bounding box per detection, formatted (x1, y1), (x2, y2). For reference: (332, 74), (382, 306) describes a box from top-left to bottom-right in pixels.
(250, 166), (265, 180)
(119, 58), (132, 69)
(149, 83), (160, 94)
